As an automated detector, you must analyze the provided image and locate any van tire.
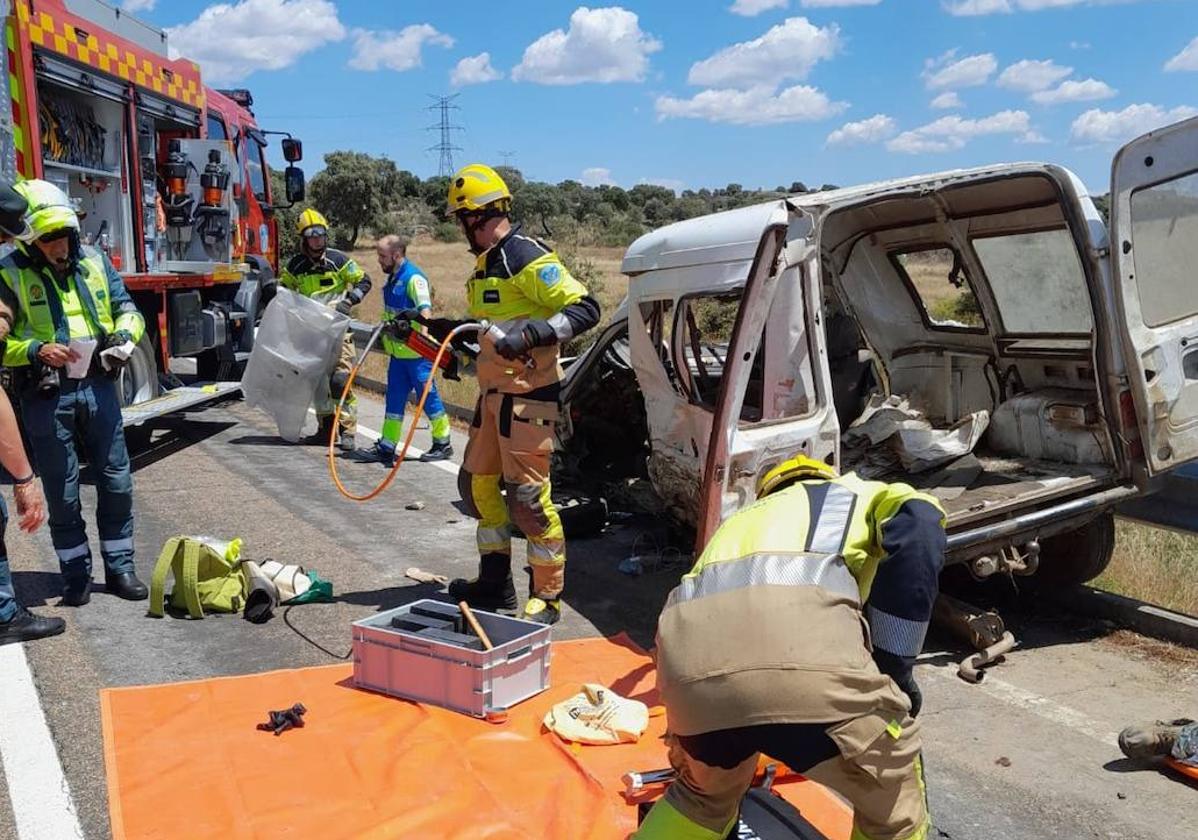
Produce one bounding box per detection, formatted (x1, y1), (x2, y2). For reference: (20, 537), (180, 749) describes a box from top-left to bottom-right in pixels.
(1035, 513), (1116, 586)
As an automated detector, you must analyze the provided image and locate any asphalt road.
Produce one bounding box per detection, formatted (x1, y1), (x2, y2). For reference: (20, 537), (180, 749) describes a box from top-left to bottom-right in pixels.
(0, 393), (1196, 840)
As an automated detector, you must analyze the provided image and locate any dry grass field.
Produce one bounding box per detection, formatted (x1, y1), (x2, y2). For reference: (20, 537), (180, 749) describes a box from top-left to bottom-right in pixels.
(340, 238), (1198, 617)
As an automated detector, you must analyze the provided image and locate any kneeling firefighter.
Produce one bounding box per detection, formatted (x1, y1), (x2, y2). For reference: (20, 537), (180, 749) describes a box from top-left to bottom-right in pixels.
(279, 209), (372, 452)
(636, 455), (946, 840)
(446, 164), (600, 626)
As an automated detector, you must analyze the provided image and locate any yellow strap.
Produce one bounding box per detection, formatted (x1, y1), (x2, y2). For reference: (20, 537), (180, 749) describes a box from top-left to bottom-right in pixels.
(147, 537), (181, 618)
(180, 540), (204, 619)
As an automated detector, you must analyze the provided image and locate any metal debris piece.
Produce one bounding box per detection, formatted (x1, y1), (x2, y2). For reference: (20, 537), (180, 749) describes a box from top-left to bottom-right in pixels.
(405, 501), (426, 511)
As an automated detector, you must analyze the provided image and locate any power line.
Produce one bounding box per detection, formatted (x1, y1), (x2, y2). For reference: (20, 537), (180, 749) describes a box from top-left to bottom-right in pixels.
(498, 149), (517, 169)
(425, 94), (464, 178)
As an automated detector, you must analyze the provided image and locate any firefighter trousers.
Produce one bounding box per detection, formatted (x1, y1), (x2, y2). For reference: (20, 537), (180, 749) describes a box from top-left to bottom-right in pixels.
(316, 333), (357, 435)
(459, 390), (565, 599)
(638, 718), (929, 840)
(21, 377), (135, 585)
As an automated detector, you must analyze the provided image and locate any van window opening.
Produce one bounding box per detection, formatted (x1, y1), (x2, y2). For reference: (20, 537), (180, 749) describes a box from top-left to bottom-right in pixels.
(972, 228), (1093, 334)
(892, 247), (985, 331)
(673, 292), (765, 423)
(1129, 168), (1198, 328)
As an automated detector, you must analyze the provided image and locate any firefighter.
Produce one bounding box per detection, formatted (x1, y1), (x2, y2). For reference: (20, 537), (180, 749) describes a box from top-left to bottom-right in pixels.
(0, 180), (148, 607)
(636, 454), (945, 840)
(445, 164), (600, 625)
(355, 234), (452, 466)
(279, 208), (372, 452)
(0, 180), (62, 644)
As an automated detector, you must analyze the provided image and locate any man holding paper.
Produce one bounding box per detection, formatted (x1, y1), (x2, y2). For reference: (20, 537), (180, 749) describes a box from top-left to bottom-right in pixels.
(0, 180), (148, 606)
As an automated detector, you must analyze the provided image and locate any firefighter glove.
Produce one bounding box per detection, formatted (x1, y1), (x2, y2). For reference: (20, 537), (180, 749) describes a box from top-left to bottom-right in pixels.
(99, 332), (136, 373)
(873, 649), (922, 717)
(494, 326), (533, 361)
(381, 318), (413, 342)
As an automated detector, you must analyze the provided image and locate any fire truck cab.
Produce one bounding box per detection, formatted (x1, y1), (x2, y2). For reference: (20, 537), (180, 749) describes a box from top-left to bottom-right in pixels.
(0, 0), (305, 425)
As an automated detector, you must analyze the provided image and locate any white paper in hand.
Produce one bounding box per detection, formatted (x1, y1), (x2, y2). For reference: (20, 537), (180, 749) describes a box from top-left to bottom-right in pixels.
(65, 338), (96, 379)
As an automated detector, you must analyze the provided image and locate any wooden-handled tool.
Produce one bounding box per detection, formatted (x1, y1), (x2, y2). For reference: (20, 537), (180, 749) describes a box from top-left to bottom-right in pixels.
(458, 601), (494, 651)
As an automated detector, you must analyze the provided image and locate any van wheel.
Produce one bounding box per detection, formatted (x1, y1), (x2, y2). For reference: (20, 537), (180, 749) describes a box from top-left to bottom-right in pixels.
(117, 335), (160, 408)
(1035, 513), (1116, 586)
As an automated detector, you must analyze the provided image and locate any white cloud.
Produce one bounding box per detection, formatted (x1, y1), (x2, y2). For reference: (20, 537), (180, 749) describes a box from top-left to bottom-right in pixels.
(1031, 78), (1116, 105)
(801, 0), (882, 6)
(1165, 37), (1198, 72)
(997, 59), (1072, 92)
(511, 7), (661, 85)
(887, 110), (1037, 153)
(944, 0), (1150, 14)
(656, 84), (847, 125)
(730, 0), (788, 14)
(1071, 103), (1198, 145)
(451, 53), (503, 86)
(120, 0), (157, 11)
(688, 17), (840, 89)
(348, 25), (453, 72)
(931, 91), (963, 109)
(581, 167), (617, 186)
(165, 0), (346, 85)
(826, 114), (897, 146)
(1070, 41), (1091, 50)
(923, 50), (997, 89)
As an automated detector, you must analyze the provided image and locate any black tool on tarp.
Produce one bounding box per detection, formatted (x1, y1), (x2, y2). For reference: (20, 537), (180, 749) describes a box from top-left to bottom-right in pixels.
(256, 703), (307, 736)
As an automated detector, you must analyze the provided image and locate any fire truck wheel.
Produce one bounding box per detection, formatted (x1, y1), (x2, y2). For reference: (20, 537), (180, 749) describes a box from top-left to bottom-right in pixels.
(118, 335), (161, 408)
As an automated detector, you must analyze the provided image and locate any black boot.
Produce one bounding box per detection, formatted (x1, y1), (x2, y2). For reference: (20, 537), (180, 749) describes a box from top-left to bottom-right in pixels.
(105, 572), (149, 601)
(419, 440), (454, 462)
(447, 553), (517, 612)
(61, 578), (92, 607)
(0, 605), (66, 645)
(302, 416), (336, 445)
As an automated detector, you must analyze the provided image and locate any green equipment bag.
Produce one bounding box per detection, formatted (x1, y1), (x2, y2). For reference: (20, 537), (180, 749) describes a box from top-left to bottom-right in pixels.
(148, 537), (249, 619)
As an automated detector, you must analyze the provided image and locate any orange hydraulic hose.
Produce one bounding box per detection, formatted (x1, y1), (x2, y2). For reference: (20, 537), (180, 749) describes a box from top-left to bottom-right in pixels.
(328, 321), (485, 502)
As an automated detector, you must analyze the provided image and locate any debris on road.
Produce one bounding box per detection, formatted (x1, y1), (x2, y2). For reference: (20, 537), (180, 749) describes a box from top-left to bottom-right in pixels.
(405, 501), (426, 511)
(257, 703), (307, 736)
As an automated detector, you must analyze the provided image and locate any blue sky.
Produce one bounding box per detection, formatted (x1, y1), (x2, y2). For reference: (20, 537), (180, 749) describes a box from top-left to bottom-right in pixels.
(122, 0), (1197, 194)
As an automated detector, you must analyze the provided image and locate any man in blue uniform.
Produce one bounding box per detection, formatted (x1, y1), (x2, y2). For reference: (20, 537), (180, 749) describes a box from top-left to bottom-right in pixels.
(356, 235), (452, 466)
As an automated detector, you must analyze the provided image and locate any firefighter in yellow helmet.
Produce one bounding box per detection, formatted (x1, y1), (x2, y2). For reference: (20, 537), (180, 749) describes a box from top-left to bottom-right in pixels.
(279, 209), (373, 450)
(0, 180), (148, 607)
(445, 164), (600, 625)
(635, 454), (946, 840)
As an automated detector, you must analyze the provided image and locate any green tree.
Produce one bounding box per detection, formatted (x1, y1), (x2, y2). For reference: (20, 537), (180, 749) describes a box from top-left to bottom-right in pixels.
(307, 151), (401, 249)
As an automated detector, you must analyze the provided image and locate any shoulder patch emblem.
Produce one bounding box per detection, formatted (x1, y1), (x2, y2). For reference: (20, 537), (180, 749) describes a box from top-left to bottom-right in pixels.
(28, 284), (44, 301)
(538, 264), (561, 286)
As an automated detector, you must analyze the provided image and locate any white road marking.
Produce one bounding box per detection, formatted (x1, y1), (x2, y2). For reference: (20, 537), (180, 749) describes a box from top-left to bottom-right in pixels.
(923, 660), (1121, 746)
(0, 643), (83, 839)
(354, 423), (462, 478)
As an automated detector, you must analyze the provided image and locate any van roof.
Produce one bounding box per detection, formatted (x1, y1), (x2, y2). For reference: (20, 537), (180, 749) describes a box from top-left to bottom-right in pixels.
(621, 161), (1088, 276)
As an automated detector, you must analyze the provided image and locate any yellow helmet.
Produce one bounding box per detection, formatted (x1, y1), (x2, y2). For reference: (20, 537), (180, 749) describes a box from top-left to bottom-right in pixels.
(296, 208), (329, 237)
(756, 454), (838, 499)
(446, 164), (511, 215)
(15, 179), (78, 240)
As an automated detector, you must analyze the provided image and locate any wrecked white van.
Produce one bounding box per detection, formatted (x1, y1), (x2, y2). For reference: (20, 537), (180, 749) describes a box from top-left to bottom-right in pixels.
(559, 116), (1198, 586)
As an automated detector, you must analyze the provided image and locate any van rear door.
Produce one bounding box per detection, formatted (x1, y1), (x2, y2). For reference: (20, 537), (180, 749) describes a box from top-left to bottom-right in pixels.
(695, 207), (838, 550)
(1111, 116), (1198, 476)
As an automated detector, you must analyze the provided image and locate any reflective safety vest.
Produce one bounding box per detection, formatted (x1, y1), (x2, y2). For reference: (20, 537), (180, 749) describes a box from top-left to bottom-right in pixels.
(381, 259), (432, 360)
(279, 248), (365, 307)
(467, 224), (587, 393)
(655, 473), (945, 736)
(0, 245), (145, 368)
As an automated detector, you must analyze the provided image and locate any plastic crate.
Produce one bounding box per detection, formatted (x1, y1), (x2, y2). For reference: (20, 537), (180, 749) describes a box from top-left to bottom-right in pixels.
(351, 599), (551, 717)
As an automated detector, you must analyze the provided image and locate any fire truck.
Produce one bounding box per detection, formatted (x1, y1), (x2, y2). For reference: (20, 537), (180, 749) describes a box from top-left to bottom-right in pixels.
(0, 0), (306, 427)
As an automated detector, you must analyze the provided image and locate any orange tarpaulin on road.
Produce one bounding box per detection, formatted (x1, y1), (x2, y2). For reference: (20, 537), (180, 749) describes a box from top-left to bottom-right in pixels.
(101, 634), (852, 839)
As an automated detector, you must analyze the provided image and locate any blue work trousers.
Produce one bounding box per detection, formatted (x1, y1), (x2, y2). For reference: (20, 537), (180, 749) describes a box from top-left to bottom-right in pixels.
(21, 376), (135, 584)
(382, 356), (447, 451)
(0, 496), (14, 622)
